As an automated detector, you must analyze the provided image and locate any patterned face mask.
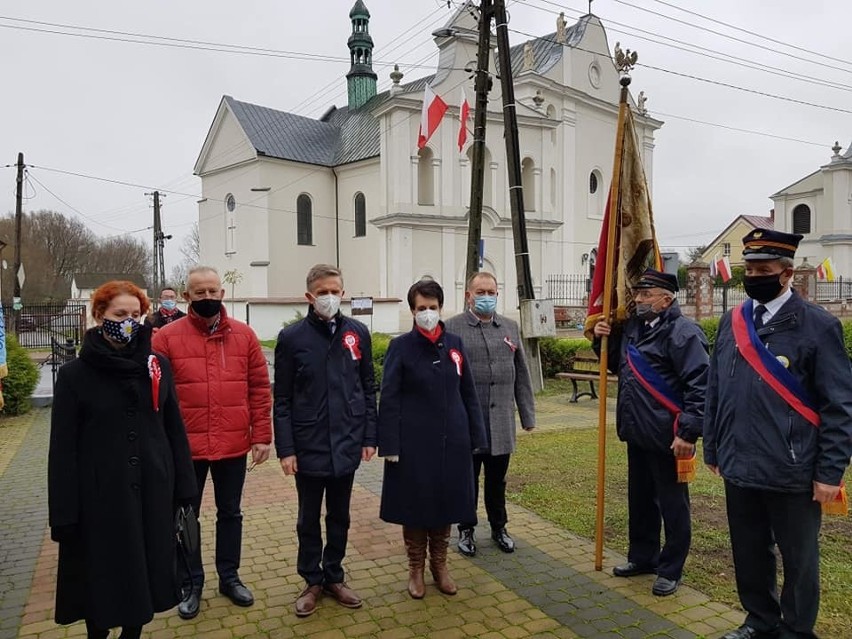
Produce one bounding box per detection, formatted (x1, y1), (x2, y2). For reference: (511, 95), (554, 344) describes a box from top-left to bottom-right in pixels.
(102, 317), (141, 344)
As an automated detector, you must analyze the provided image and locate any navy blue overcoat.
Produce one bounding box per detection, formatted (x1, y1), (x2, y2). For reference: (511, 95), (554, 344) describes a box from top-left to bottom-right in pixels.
(378, 325), (488, 528)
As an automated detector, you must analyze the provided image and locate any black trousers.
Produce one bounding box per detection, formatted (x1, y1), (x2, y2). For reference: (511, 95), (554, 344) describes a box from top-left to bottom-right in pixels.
(459, 453), (511, 532)
(626, 444), (691, 581)
(295, 472), (355, 586)
(181, 455), (247, 588)
(724, 481), (821, 638)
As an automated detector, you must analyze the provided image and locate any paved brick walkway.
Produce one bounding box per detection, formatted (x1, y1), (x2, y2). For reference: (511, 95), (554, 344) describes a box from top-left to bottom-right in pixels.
(1, 403), (745, 639)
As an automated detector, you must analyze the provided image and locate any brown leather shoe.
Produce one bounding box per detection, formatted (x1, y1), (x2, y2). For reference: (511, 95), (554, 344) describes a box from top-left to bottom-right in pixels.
(322, 582), (363, 608)
(294, 585), (322, 617)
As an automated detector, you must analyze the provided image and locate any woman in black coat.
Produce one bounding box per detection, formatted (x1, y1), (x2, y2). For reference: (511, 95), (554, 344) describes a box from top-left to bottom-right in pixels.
(378, 279), (487, 599)
(48, 281), (196, 639)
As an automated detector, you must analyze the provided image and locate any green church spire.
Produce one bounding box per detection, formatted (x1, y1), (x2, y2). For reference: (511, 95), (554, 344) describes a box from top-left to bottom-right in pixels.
(346, 0), (377, 109)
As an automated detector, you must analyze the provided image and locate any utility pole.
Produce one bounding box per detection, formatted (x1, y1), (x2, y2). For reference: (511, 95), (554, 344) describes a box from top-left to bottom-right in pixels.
(494, 0), (545, 390)
(12, 152), (24, 334)
(493, 0), (534, 303)
(464, 0), (493, 285)
(147, 191), (171, 300)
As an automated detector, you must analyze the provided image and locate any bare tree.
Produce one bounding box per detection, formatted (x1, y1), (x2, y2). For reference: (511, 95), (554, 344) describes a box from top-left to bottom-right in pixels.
(180, 222), (200, 264)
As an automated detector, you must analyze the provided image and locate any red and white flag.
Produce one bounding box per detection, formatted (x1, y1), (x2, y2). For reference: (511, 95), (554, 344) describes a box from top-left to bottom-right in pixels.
(418, 83), (448, 149)
(716, 255), (732, 282)
(457, 88), (471, 152)
(709, 253), (719, 278)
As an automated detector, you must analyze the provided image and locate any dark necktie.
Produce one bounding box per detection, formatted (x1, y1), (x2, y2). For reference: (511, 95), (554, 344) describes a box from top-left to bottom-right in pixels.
(753, 305), (767, 330)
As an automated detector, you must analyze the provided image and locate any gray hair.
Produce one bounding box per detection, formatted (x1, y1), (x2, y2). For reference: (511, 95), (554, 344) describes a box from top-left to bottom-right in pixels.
(188, 265), (219, 278)
(780, 257), (795, 269)
(466, 271), (498, 291)
(306, 264), (343, 291)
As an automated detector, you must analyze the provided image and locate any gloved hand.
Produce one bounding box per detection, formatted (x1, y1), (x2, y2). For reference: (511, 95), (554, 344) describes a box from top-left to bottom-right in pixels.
(50, 524), (78, 543)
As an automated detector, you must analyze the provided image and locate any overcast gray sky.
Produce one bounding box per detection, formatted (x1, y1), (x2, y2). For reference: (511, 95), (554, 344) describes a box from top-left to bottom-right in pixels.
(2, 0), (849, 271)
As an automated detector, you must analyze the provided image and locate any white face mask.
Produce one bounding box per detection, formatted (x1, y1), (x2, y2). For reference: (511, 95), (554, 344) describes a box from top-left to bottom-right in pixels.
(313, 294), (341, 319)
(415, 309), (441, 332)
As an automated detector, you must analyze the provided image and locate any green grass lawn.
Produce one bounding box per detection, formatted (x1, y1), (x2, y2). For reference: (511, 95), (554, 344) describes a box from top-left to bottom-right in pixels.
(509, 425), (852, 637)
(259, 339), (277, 350)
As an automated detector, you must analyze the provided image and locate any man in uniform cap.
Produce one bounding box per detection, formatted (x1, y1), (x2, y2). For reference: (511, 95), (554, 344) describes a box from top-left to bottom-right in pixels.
(593, 268), (709, 597)
(705, 230), (852, 639)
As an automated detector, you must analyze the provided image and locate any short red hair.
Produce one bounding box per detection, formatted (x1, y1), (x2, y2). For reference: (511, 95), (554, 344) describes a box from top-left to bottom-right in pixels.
(91, 280), (150, 320)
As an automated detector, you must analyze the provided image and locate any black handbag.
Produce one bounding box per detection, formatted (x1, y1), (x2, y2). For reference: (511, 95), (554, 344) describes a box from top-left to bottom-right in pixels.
(175, 504), (200, 556)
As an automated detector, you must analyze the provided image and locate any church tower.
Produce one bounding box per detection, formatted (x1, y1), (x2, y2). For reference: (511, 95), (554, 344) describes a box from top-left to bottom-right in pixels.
(346, 0), (378, 109)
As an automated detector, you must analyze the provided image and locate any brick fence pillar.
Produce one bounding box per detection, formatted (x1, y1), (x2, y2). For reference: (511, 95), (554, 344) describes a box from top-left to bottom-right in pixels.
(793, 260), (817, 302)
(687, 263), (714, 320)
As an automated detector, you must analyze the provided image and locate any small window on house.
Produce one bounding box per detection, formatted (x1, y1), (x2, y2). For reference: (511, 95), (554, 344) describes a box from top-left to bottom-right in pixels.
(723, 242), (731, 256)
(589, 172), (598, 194)
(354, 192), (366, 237)
(297, 194), (313, 246)
(792, 204), (811, 234)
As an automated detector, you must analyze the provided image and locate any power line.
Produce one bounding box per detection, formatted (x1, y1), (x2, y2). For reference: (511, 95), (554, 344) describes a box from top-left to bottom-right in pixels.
(610, 0), (852, 76)
(647, 111), (826, 147)
(648, 0), (852, 69)
(520, 0), (852, 94)
(25, 172), (131, 232)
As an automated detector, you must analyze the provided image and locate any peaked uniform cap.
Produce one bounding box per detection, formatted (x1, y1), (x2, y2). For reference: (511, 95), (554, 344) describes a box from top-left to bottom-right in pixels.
(632, 268), (679, 293)
(742, 229), (803, 261)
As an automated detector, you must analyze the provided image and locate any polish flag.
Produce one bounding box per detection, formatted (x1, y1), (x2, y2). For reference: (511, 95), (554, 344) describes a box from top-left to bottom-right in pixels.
(457, 88), (471, 152)
(716, 255), (732, 282)
(418, 83), (448, 149)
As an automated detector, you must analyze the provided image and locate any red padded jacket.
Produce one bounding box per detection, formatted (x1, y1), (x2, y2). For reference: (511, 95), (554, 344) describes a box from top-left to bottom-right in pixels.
(152, 306), (272, 460)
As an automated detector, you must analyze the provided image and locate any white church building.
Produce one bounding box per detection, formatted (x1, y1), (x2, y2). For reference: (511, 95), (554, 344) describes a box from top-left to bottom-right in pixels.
(771, 141), (852, 275)
(193, 0), (662, 326)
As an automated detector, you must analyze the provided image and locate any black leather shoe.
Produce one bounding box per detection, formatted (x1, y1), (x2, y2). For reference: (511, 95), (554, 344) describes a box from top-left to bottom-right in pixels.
(177, 586), (201, 620)
(491, 527), (515, 553)
(219, 580), (254, 607)
(612, 562), (656, 577)
(457, 528), (476, 557)
(720, 625), (779, 639)
(651, 576), (680, 596)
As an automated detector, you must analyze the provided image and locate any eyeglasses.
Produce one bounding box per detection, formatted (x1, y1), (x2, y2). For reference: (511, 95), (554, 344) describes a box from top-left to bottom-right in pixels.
(632, 290), (664, 301)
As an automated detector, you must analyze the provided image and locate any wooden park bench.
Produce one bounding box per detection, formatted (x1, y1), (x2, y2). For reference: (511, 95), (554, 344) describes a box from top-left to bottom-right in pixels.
(555, 348), (617, 403)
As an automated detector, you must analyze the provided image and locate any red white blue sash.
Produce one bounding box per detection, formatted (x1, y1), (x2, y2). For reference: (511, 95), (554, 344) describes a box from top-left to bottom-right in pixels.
(626, 344), (683, 420)
(731, 300), (820, 427)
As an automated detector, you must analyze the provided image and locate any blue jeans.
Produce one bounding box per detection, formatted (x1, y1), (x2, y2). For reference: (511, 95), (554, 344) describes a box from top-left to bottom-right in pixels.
(181, 455), (247, 589)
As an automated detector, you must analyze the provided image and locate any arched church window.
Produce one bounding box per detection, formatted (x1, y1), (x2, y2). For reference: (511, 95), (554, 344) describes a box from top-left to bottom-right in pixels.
(792, 204), (811, 234)
(297, 193), (313, 245)
(354, 192), (367, 237)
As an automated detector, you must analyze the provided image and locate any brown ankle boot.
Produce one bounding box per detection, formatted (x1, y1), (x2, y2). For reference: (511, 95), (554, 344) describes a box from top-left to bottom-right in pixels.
(403, 526), (428, 599)
(428, 526), (457, 595)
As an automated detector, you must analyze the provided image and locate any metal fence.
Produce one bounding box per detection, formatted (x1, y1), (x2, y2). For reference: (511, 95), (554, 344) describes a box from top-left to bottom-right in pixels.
(3, 303), (87, 349)
(546, 274), (590, 306)
(816, 277), (852, 301)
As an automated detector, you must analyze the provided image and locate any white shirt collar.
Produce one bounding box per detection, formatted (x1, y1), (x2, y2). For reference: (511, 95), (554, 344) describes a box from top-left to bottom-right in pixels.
(755, 288), (793, 323)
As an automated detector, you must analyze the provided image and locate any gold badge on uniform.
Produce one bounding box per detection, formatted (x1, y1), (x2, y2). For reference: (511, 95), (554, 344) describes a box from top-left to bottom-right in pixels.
(776, 355), (790, 368)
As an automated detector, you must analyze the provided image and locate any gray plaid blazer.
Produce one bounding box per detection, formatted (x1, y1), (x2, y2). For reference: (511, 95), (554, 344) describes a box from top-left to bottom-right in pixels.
(444, 311), (536, 456)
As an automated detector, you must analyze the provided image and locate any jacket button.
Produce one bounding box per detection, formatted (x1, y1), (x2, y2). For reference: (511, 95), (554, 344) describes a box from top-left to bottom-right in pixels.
(129, 456), (140, 466)
(125, 409), (136, 417)
(490, 381), (496, 386)
(491, 403), (496, 408)
(128, 431), (137, 441)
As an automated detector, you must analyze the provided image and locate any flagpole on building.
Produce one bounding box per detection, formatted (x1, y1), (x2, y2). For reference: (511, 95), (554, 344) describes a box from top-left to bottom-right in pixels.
(594, 53), (637, 571)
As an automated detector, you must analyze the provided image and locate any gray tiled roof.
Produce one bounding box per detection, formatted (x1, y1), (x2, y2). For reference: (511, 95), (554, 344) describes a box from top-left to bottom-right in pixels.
(509, 15), (590, 76)
(225, 94), (387, 167)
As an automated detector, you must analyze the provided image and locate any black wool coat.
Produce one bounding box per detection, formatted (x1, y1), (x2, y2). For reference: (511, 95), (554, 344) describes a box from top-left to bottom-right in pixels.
(273, 307), (378, 477)
(377, 325), (488, 528)
(48, 327), (196, 629)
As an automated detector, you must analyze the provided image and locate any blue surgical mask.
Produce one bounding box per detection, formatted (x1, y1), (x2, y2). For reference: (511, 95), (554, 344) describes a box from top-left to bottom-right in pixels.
(473, 294), (497, 315)
(161, 299), (177, 311)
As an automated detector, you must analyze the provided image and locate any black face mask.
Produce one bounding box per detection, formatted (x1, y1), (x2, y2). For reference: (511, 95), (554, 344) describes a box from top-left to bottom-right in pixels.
(191, 298), (222, 318)
(743, 273), (785, 304)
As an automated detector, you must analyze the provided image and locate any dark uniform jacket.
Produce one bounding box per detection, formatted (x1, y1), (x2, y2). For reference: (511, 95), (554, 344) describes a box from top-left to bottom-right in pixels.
(273, 307), (378, 478)
(377, 325), (488, 528)
(704, 292), (852, 492)
(48, 327), (196, 629)
(596, 302), (709, 452)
